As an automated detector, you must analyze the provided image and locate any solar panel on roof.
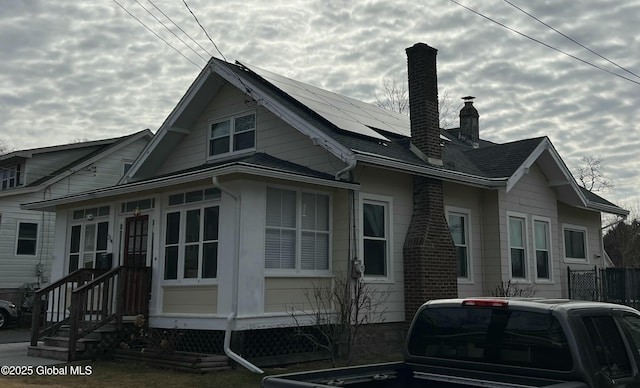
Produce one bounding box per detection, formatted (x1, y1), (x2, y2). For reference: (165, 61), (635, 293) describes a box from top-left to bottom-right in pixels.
(242, 62), (413, 141)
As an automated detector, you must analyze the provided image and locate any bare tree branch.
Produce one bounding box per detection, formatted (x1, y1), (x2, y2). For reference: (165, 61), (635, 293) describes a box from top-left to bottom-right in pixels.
(374, 77), (462, 129)
(575, 155), (614, 192)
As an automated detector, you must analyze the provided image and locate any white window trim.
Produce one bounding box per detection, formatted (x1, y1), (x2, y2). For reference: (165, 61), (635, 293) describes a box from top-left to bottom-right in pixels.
(207, 110), (256, 160)
(446, 206), (473, 284)
(161, 200), (221, 285)
(507, 212), (529, 283)
(359, 193), (394, 283)
(532, 216), (553, 284)
(264, 184), (333, 277)
(15, 221), (39, 257)
(562, 223), (589, 264)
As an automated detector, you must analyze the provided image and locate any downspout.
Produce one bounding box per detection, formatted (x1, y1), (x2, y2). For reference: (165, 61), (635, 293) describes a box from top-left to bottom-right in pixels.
(335, 157), (357, 181)
(212, 176), (263, 374)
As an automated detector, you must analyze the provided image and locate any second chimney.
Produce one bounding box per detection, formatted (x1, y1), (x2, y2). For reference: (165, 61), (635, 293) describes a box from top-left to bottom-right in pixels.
(459, 96), (479, 142)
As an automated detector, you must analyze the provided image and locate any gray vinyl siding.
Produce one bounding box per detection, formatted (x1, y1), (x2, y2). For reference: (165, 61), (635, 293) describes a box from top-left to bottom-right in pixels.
(23, 147), (101, 186)
(155, 83), (344, 177)
(354, 165), (411, 323)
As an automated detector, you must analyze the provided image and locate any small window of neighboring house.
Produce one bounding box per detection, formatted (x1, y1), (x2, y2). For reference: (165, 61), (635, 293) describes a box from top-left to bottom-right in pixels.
(16, 222), (38, 256)
(361, 195), (392, 279)
(533, 218), (552, 281)
(122, 161), (134, 176)
(1, 165), (20, 190)
(508, 215), (527, 279)
(448, 209), (471, 280)
(208, 112), (256, 158)
(563, 225), (587, 262)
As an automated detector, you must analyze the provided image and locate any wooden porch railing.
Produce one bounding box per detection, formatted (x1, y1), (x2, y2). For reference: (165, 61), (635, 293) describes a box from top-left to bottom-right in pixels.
(31, 266), (151, 361)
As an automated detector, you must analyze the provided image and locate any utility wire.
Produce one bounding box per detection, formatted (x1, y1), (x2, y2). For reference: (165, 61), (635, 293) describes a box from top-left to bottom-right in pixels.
(503, 0), (640, 80)
(112, 0), (202, 69)
(449, 0), (640, 86)
(182, 0), (228, 62)
(146, 0), (215, 59)
(133, 0), (209, 63)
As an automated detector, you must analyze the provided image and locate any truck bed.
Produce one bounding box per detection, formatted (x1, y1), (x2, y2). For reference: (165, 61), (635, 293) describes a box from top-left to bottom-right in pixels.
(262, 362), (586, 388)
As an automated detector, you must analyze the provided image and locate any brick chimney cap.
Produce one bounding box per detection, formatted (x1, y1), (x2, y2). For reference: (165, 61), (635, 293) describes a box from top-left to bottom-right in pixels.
(462, 96), (475, 101)
(406, 42), (438, 55)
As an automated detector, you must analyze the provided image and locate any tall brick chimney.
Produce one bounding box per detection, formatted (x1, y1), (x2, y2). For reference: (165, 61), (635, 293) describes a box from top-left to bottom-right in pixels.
(403, 43), (458, 321)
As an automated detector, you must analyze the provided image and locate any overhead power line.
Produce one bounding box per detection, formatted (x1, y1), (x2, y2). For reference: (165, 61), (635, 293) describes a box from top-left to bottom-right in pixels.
(145, 0), (215, 59)
(112, 0), (202, 69)
(449, 0), (640, 86)
(503, 0), (640, 80)
(182, 0), (228, 62)
(133, 0), (209, 63)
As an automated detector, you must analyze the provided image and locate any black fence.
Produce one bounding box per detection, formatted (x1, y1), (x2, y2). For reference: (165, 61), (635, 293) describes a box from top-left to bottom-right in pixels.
(568, 266), (640, 310)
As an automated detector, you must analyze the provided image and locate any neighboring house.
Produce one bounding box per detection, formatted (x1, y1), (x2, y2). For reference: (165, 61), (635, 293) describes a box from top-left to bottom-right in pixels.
(22, 43), (626, 361)
(0, 130), (152, 302)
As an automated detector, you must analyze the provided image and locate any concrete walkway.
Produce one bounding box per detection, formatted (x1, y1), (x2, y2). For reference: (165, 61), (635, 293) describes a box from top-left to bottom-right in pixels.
(0, 342), (63, 366)
(0, 328), (62, 367)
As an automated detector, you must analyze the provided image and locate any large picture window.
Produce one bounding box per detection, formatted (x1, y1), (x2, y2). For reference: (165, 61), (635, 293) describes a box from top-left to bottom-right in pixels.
(508, 215), (527, 279)
(16, 222), (38, 256)
(208, 112), (256, 158)
(361, 195), (392, 279)
(448, 209), (470, 280)
(564, 225), (587, 262)
(265, 187), (330, 272)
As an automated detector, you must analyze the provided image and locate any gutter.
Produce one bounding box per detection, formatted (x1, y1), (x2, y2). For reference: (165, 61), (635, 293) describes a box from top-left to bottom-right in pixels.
(211, 177), (263, 374)
(335, 157), (357, 181)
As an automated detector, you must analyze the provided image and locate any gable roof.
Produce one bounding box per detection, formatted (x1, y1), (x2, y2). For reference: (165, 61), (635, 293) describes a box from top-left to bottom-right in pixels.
(121, 57), (626, 217)
(0, 130), (152, 197)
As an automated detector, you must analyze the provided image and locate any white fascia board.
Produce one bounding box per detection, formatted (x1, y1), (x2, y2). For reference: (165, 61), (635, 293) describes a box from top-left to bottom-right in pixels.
(355, 152), (507, 188)
(213, 61), (356, 166)
(122, 66), (214, 183)
(22, 162), (359, 211)
(504, 139), (588, 207)
(585, 200), (629, 217)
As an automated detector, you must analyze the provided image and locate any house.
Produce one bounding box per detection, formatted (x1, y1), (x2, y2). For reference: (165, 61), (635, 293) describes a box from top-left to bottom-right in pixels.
(22, 43), (627, 363)
(0, 130), (152, 303)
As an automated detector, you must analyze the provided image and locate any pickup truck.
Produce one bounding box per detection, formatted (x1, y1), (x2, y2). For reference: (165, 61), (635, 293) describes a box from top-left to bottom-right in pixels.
(262, 298), (640, 387)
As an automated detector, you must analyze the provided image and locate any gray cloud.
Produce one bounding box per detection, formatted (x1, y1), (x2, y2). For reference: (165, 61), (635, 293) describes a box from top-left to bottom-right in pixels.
(1, 0), (639, 209)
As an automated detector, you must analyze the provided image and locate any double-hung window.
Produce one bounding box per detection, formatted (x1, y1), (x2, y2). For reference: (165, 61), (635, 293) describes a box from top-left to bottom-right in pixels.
(16, 222), (38, 256)
(508, 215), (527, 279)
(163, 188), (220, 281)
(533, 218), (551, 280)
(448, 209), (471, 280)
(209, 112), (256, 158)
(265, 187), (330, 272)
(361, 195), (392, 279)
(563, 224), (587, 262)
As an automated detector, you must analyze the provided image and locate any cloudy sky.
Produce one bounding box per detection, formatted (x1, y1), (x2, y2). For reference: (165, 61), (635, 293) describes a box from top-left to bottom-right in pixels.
(1, 0), (639, 211)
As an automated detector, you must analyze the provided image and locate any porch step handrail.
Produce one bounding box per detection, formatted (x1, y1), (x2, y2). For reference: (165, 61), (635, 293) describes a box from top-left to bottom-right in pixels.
(31, 266), (152, 361)
(31, 268), (107, 347)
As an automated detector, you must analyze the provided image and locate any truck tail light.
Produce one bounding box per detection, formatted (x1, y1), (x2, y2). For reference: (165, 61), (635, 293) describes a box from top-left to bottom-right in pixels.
(462, 299), (509, 307)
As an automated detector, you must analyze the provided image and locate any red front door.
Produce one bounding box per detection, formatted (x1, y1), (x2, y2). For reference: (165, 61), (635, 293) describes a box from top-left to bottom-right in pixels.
(121, 215), (150, 316)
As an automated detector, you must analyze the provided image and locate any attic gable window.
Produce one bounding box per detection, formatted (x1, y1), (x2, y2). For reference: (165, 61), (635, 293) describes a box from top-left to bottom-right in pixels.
(208, 112), (256, 158)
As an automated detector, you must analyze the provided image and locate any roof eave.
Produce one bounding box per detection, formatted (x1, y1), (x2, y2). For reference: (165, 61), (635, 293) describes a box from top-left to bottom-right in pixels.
(22, 162), (359, 212)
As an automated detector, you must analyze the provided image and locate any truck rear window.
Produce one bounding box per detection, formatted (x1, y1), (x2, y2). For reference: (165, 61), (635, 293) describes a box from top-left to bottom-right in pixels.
(408, 306), (572, 371)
